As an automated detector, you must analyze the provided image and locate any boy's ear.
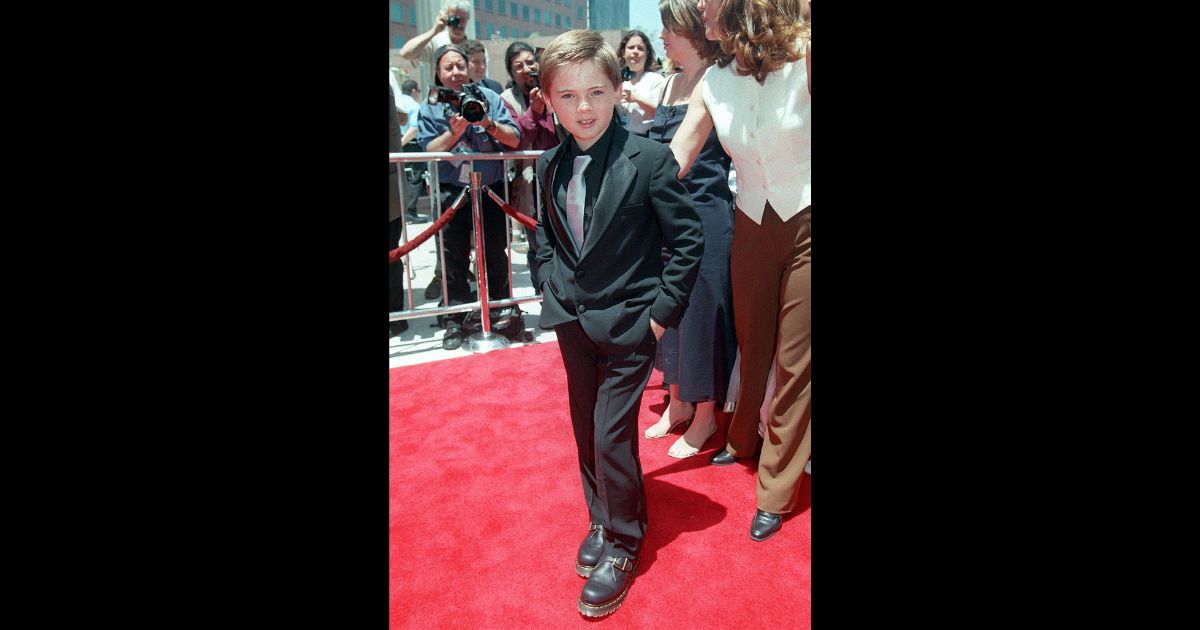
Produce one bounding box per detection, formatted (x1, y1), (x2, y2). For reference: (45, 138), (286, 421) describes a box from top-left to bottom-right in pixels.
(542, 92), (556, 116)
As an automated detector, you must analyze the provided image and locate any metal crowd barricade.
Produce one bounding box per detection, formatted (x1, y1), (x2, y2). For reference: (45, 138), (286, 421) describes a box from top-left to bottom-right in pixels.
(389, 149), (546, 352)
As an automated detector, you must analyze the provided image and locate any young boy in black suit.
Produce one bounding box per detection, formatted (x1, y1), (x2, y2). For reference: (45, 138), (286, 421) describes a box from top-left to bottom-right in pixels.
(534, 29), (704, 618)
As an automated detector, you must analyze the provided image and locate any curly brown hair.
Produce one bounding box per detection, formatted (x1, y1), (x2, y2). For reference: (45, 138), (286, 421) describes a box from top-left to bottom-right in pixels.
(714, 0), (810, 84)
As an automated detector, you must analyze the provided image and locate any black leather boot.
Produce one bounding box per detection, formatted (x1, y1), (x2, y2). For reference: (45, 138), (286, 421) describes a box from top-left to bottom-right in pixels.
(578, 555), (637, 617)
(575, 524), (605, 577)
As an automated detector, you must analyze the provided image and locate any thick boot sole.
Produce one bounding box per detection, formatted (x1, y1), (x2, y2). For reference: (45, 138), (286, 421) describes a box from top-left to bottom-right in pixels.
(577, 583), (631, 618)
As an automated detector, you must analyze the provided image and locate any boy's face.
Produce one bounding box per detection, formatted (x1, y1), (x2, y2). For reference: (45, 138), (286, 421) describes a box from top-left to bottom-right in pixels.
(544, 61), (619, 151)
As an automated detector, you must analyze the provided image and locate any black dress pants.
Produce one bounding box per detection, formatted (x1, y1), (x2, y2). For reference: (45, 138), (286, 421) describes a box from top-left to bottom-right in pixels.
(555, 319), (657, 558)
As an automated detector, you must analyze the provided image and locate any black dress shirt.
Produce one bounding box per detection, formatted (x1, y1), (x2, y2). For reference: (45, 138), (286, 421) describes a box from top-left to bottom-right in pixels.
(552, 121), (617, 242)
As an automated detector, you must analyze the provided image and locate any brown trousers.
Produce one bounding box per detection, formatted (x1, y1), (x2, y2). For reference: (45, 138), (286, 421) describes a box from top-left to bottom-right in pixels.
(727, 203), (811, 514)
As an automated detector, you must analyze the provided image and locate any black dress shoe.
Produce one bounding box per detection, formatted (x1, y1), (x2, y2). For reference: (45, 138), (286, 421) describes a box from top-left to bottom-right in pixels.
(578, 555), (637, 617)
(388, 320), (409, 337)
(710, 448), (738, 466)
(711, 437), (764, 465)
(750, 509), (783, 541)
(575, 524), (605, 577)
(442, 328), (464, 350)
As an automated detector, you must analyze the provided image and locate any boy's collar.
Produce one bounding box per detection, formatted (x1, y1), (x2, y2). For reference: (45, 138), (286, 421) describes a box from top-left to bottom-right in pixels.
(568, 118), (619, 160)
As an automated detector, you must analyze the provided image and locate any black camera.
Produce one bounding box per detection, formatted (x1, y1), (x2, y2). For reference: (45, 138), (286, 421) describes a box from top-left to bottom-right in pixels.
(446, 15), (462, 28)
(435, 83), (489, 123)
(620, 66), (635, 82)
(528, 71), (539, 89)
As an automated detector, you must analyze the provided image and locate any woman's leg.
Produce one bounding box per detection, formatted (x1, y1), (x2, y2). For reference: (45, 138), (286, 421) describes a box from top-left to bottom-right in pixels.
(757, 207), (811, 514)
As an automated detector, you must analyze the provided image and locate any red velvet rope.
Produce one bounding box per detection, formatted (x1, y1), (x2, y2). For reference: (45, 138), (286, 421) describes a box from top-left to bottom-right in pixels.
(482, 185), (539, 230)
(388, 188), (468, 264)
(388, 184), (539, 265)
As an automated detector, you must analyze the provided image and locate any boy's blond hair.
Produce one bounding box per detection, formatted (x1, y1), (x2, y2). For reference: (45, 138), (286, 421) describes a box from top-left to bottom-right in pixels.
(537, 29), (621, 94)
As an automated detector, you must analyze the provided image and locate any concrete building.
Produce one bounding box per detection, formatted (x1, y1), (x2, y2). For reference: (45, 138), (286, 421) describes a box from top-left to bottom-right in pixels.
(588, 1), (628, 31)
(391, 1), (587, 50)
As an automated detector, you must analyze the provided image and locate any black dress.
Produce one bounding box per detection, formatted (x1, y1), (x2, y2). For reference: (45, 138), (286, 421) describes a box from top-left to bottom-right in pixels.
(647, 74), (737, 404)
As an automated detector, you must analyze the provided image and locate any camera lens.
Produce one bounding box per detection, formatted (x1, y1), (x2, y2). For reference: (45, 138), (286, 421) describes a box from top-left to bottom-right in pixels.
(457, 85), (488, 123)
(446, 15), (461, 28)
(462, 99), (486, 123)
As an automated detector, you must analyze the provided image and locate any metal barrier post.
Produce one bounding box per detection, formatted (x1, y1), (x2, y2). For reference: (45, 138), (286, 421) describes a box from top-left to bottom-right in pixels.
(464, 170), (510, 353)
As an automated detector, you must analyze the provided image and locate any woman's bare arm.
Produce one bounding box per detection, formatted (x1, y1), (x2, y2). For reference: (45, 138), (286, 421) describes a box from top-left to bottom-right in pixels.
(669, 78), (715, 179)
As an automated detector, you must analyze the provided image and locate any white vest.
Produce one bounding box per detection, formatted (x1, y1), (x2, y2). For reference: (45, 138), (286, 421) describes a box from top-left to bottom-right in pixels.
(702, 55), (810, 224)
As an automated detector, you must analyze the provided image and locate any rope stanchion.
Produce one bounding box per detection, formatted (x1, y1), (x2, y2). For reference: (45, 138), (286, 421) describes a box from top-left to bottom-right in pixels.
(482, 185), (539, 230)
(388, 187), (470, 264)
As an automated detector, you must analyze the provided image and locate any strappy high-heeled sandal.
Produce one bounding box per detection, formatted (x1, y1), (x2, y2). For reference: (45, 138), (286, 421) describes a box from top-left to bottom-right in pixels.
(644, 414), (693, 439)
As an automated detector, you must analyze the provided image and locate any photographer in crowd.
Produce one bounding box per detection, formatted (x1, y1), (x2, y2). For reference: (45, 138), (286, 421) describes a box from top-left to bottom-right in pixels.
(417, 44), (522, 350)
(500, 41), (560, 294)
(397, 0), (470, 65)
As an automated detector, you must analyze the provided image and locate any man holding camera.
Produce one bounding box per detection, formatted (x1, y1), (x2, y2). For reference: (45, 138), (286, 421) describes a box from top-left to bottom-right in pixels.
(397, 0), (471, 66)
(500, 41), (561, 295)
(417, 44), (522, 350)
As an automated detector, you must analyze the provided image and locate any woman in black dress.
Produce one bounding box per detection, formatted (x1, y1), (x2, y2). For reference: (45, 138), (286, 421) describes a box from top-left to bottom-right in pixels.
(643, 0), (736, 459)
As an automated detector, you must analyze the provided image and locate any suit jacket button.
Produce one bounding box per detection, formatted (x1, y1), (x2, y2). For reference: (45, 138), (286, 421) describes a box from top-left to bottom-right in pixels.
(577, 304), (587, 313)
(576, 270), (585, 277)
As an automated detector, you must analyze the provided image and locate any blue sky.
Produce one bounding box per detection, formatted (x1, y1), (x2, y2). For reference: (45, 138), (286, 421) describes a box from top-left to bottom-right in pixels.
(627, 1), (662, 49)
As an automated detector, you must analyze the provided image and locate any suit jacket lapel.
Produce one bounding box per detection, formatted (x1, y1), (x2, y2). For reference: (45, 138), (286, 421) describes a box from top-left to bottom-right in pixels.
(541, 145), (579, 263)
(579, 135), (639, 261)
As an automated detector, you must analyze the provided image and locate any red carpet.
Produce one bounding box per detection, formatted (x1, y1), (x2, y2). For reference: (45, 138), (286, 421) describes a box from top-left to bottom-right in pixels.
(390, 342), (810, 628)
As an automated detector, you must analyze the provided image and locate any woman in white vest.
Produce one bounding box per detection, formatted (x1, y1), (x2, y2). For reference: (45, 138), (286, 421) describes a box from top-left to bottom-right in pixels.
(670, 0), (811, 543)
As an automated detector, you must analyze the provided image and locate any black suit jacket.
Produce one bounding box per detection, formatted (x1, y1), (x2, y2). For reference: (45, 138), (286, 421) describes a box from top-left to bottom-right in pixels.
(535, 122), (704, 351)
